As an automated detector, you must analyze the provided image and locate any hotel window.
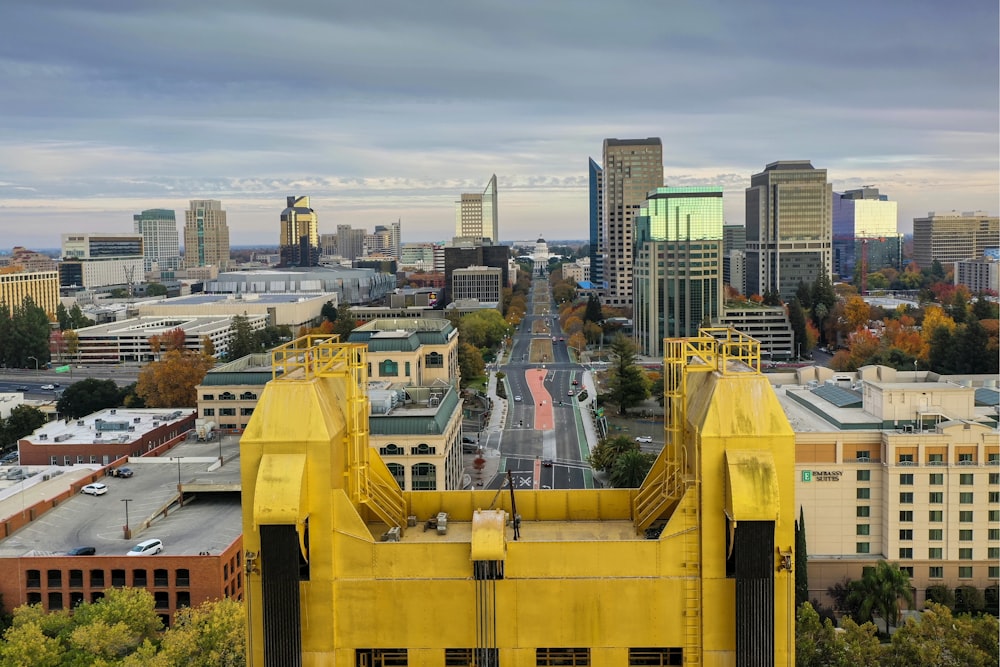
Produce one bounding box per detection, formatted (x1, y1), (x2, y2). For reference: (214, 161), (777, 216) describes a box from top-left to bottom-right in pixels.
(991, 510), (1000, 522)
(990, 566), (1000, 579)
(959, 567), (973, 579)
(898, 510), (912, 522)
(928, 548), (942, 559)
(898, 454), (913, 464)
(856, 469), (870, 482)
(899, 529), (913, 540)
(929, 454), (944, 464)
(960, 473), (974, 485)
(857, 488), (870, 500)
(929, 529), (943, 541)
(990, 473), (1000, 485)
(990, 548), (1000, 560)
(960, 511), (974, 522)
(990, 529), (1000, 540)
(929, 473), (943, 485)
(857, 525), (870, 536)
(379, 360), (398, 377)
(899, 473), (913, 485)
(929, 567), (943, 579)
(899, 548), (912, 559)
(856, 543), (870, 554)
(960, 492), (974, 504)
(856, 450), (870, 461)
(857, 506), (871, 518)
(959, 548), (973, 560)
(958, 453), (973, 463)
(203, 408), (215, 417)
(959, 530), (973, 541)
(899, 492), (913, 504)
(900, 566), (914, 577)
(990, 492), (1000, 503)
(929, 492), (943, 504)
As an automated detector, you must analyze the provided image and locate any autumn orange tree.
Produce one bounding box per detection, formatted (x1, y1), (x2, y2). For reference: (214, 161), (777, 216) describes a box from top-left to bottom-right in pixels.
(136, 349), (215, 407)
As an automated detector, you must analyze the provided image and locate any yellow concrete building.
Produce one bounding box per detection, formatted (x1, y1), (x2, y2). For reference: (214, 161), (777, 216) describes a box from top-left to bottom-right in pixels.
(240, 330), (796, 666)
(0, 269), (59, 317)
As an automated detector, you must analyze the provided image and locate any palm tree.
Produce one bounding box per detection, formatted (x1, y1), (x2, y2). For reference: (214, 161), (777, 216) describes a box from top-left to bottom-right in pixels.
(847, 560), (914, 634)
(609, 449), (655, 488)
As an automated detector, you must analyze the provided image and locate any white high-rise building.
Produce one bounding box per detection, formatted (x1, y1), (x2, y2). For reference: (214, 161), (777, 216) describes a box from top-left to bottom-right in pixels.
(455, 175), (498, 242)
(133, 209), (181, 272)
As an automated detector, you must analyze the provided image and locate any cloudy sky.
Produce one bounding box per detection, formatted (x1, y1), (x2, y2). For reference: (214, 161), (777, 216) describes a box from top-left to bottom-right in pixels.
(0, 0), (996, 249)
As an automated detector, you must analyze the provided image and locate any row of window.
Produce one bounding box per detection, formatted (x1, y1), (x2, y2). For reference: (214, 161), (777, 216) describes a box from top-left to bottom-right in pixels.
(27, 568), (189, 589)
(203, 407), (254, 417)
(857, 543), (979, 560)
(357, 647), (683, 667)
(386, 462), (437, 491)
(380, 444), (437, 456)
(893, 509), (999, 522)
(858, 470), (1000, 484)
(856, 487), (992, 503)
(201, 392), (257, 401)
(28, 590), (188, 612)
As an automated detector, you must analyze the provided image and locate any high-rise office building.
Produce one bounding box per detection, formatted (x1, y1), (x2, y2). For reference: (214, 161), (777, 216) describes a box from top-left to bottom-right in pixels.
(634, 187), (723, 357)
(455, 175), (498, 242)
(722, 224), (747, 296)
(336, 225), (366, 262)
(831, 187), (901, 280)
(588, 158), (604, 288)
(133, 208), (181, 272)
(279, 196), (320, 267)
(369, 221), (401, 259)
(602, 138), (663, 309)
(745, 161), (832, 301)
(60, 233), (145, 289)
(183, 200), (230, 270)
(912, 210), (999, 268)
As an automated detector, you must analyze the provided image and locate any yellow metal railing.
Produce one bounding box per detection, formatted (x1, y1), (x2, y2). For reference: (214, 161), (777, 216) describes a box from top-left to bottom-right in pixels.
(270, 336), (407, 532)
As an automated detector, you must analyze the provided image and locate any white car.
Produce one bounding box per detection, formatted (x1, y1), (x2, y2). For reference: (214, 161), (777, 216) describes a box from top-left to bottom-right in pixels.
(81, 483), (108, 496)
(634, 436), (654, 444)
(127, 538), (163, 556)
(40, 384), (55, 390)
(514, 395), (522, 402)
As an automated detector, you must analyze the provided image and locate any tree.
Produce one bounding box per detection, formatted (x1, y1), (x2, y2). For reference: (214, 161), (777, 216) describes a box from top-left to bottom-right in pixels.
(201, 335), (216, 358)
(609, 449), (655, 488)
(605, 334), (650, 414)
(847, 560), (914, 634)
(795, 281), (813, 310)
(136, 350), (215, 407)
(954, 584), (986, 615)
(332, 302), (359, 339)
(843, 295), (872, 332)
(588, 435), (636, 472)
(457, 342), (485, 388)
(973, 292), (999, 320)
(146, 283), (168, 297)
(56, 378), (123, 419)
(321, 300), (338, 323)
(9, 296), (51, 369)
(226, 315), (260, 361)
(788, 299), (807, 358)
(1, 405), (47, 449)
(134, 598), (246, 667)
(795, 602), (882, 667)
(584, 294), (603, 323)
(68, 304), (93, 329)
(795, 507), (809, 608)
(884, 603), (998, 667)
(923, 583), (955, 609)
(55, 303), (71, 331)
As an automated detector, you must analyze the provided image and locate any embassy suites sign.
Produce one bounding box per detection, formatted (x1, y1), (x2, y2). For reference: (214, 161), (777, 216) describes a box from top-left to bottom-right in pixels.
(801, 470), (843, 482)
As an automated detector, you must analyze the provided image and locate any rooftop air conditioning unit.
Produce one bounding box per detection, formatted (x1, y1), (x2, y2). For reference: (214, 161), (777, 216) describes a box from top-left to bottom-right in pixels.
(39, 434), (48, 440)
(110, 409), (116, 414)
(77, 421), (84, 427)
(133, 417), (141, 424)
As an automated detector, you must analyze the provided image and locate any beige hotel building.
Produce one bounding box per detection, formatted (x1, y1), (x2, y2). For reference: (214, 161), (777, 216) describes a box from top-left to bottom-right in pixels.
(772, 364), (999, 608)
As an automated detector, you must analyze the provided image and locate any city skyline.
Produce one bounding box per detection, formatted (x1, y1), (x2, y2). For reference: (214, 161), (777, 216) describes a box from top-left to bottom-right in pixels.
(0, 1), (996, 247)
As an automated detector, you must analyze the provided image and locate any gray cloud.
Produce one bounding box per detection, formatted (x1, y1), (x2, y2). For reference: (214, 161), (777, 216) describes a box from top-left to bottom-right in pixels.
(0, 0), (996, 246)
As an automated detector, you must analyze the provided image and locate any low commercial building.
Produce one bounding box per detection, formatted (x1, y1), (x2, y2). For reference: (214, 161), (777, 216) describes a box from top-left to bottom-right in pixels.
(955, 256), (999, 294)
(196, 353), (272, 433)
(451, 265), (503, 304)
(17, 408), (195, 466)
(137, 292), (336, 329)
(73, 314), (267, 363)
(720, 304), (795, 361)
(347, 318), (460, 387)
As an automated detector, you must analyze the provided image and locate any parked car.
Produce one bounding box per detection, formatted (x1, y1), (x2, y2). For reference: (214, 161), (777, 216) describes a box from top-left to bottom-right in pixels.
(40, 384), (55, 390)
(567, 390), (574, 396)
(634, 436), (654, 444)
(127, 538), (163, 556)
(571, 380), (579, 386)
(15, 385), (27, 391)
(67, 546), (96, 556)
(81, 483), (108, 496)
(109, 467), (133, 478)
(541, 459), (553, 467)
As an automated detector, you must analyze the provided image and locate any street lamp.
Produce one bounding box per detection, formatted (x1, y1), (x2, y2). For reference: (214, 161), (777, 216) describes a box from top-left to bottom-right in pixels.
(121, 498), (133, 539)
(27, 356), (38, 370)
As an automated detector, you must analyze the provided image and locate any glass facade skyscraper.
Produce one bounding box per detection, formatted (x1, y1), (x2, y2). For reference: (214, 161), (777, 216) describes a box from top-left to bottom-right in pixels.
(832, 188), (901, 280)
(634, 187), (724, 356)
(588, 158), (604, 288)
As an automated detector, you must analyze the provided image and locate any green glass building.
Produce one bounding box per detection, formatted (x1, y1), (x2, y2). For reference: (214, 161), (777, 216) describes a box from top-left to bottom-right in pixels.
(634, 187), (724, 357)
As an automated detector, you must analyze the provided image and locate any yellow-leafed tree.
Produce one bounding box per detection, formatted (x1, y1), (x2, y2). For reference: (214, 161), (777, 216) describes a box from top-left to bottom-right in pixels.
(137, 349), (215, 407)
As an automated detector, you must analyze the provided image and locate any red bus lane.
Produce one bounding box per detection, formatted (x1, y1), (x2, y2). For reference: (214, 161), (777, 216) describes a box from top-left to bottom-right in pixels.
(525, 368), (554, 430)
